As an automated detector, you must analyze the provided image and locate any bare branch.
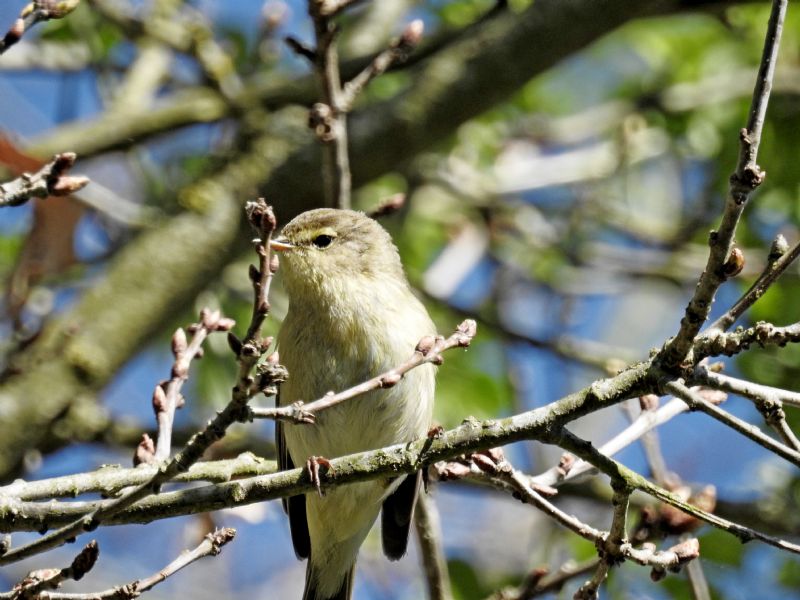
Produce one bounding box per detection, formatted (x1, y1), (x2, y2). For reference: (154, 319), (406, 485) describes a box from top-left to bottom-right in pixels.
(0, 453), (275, 502)
(414, 493), (453, 600)
(247, 320), (477, 424)
(575, 487), (631, 600)
(487, 559), (599, 600)
(693, 321), (800, 360)
(0, 201), (281, 565)
(695, 368), (800, 410)
(709, 234), (800, 332)
(151, 310), (235, 463)
(4, 529), (236, 600)
(339, 20), (424, 112)
(692, 366), (800, 451)
(664, 379), (800, 467)
(659, 0), (788, 368)
(5, 541), (98, 600)
(0, 152), (88, 208)
(0, 1), (82, 56)
(554, 428), (800, 555)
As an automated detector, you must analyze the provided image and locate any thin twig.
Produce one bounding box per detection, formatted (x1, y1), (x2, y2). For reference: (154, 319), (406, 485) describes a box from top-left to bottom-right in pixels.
(0, 152), (88, 207)
(0, 529), (236, 600)
(709, 234), (800, 332)
(685, 537), (712, 600)
(664, 379), (800, 467)
(659, 0), (788, 368)
(468, 450), (698, 584)
(530, 395), (710, 489)
(5, 541), (98, 600)
(554, 428), (800, 555)
(691, 366), (800, 450)
(339, 20), (424, 112)
(246, 320), (477, 424)
(488, 558), (600, 600)
(0, 202), (278, 565)
(304, 2), (424, 208)
(308, 1), (349, 208)
(152, 310), (235, 463)
(692, 366), (800, 410)
(575, 486), (631, 600)
(693, 321), (800, 360)
(414, 492), (453, 600)
(0, 1), (82, 55)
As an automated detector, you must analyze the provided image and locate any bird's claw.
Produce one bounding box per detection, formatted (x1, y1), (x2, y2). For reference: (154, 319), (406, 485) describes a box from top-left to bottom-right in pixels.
(306, 455), (333, 497)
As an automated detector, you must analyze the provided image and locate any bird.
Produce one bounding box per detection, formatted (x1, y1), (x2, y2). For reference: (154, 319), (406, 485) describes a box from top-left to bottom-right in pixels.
(270, 208), (436, 600)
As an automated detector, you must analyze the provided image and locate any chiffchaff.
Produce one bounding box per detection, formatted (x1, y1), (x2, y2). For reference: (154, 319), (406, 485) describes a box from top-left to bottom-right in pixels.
(271, 209), (436, 600)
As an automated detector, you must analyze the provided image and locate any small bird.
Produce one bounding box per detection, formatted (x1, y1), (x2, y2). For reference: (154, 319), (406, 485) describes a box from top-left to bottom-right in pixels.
(271, 208), (436, 600)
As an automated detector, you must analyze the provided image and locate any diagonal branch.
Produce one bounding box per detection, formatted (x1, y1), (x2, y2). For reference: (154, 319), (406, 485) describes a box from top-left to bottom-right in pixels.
(659, 0), (788, 368)
(708, 234), (800, 332)
(0, 529), (236, 600)
(664, 379), (800, 467)
(247, 320), (477, 424)
(0, 1), (81, 56)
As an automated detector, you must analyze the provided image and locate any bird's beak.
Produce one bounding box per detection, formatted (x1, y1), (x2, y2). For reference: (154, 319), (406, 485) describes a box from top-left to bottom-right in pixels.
(269, 238), (294, 252)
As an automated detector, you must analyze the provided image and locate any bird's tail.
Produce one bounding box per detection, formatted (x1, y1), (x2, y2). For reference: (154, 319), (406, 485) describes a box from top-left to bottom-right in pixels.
(302, 558), (355, 600)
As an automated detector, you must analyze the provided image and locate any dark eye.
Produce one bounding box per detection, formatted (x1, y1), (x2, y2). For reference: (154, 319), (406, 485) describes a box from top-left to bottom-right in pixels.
(312, 234), (333, 248)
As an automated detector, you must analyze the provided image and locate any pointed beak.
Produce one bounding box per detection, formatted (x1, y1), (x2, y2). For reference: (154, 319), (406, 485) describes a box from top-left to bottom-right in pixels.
(269, 238), (294, 252)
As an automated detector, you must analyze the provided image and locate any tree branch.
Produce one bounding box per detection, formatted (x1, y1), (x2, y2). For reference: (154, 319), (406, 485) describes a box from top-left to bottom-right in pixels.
(664, 379), (800, 467)
(414, 492), (453, 600)
(0, 453), (275, 502)
(708, 234), (800, 332)
(248, 320), (476, 424)
(659, 0), (788, 368)
(0, 529), (236, 600)
(0, 0), (81, 56)
(0, 152), (88, 208)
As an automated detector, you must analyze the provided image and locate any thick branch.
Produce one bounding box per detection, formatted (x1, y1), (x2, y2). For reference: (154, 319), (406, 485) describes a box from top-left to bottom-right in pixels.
(0, 453), (275, 502)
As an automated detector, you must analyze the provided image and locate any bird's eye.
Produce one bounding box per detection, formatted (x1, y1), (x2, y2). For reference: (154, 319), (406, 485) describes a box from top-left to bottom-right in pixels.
(312, 234), (334, 248)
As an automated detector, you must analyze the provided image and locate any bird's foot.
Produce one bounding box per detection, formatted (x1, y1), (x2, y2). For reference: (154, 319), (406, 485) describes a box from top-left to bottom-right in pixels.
(426, 425), (444, 439)
(306, 455), (334, 497)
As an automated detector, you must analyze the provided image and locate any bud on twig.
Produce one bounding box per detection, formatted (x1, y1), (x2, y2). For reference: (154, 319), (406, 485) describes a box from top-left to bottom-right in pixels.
(171, 328), (188, 356)
(134, 434), (156, 466)
(152, 385), (168, 415)
(722, 247), (745, 277)
(768, 233), (789, 264)
(400, 19), (424, 49)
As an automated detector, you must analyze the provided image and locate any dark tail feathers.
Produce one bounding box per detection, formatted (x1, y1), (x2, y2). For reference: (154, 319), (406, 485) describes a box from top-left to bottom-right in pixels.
(303, 561), (354, 600)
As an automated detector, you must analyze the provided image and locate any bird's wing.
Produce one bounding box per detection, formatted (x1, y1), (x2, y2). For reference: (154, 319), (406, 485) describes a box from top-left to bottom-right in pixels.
(381, 470), (422, 560)
(277, 393), (311, 559)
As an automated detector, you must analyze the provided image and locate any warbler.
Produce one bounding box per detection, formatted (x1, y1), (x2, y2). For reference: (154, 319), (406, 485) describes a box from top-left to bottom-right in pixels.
(271, 208), (436, 600)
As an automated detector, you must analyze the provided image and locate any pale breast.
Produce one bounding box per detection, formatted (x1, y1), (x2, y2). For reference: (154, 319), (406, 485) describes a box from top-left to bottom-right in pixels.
(277, 281), (436, 465)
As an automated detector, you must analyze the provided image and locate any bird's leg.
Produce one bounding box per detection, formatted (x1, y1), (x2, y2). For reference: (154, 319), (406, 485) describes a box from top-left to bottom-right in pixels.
(306, 455), (334, 497)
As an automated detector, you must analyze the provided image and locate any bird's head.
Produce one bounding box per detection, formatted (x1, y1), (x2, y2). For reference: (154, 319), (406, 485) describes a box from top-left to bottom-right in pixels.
(270, 209), (404, 301)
